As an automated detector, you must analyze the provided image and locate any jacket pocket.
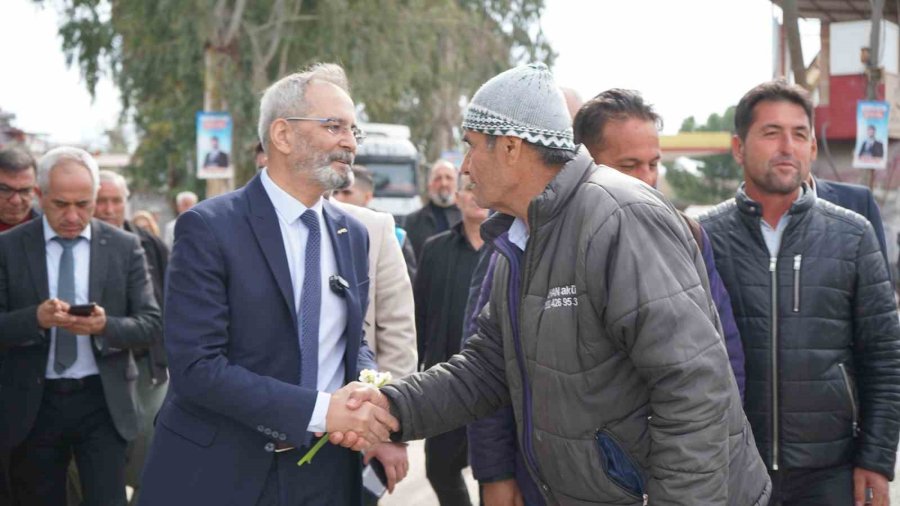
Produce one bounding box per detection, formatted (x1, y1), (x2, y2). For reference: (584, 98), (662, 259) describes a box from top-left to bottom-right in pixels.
(837, 363), (859, 437)
(595, 429), (646, 501)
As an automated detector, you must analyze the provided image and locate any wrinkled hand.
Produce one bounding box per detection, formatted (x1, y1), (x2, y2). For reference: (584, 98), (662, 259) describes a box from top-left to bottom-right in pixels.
(482, 479), (524, 506)
(325, 383), (398, 451)
(60, 305), (107, 336)
(365, 443), (408, 493)
(37, 298), (74, 330)
(853, 467), (888, 506)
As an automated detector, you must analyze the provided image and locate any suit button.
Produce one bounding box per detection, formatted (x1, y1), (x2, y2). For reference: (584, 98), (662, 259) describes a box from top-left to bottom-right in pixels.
(257, 425), (265, 432)
(271, 431), (280, 439)
(264, 442), (275, 452)
(264, 428), (272, 436)
(279, 434), (287, 441)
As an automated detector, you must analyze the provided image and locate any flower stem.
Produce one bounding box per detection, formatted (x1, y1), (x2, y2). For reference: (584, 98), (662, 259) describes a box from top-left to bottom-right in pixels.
(297, 434), (329, 466)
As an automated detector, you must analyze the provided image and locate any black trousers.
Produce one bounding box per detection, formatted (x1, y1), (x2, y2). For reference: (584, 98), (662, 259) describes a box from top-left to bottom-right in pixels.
(425, 427), (473, 506)
(11, 375), (127, 506)
(768, 464), (854, 506)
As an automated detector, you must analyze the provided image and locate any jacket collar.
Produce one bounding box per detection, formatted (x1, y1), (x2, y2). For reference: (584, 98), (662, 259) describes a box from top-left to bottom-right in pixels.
(735, 181), (815, 218)
(481, 147), (596, 244)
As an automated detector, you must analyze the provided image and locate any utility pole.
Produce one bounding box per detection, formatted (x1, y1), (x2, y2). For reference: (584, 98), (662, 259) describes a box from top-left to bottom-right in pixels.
(865, 0), (885, 188)
(204, 45), (233, 198)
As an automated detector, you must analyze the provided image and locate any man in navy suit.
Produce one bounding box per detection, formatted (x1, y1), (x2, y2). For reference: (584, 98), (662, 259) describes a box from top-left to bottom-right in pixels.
(812, 176), (890, 276)
(139, 63), (399, 506)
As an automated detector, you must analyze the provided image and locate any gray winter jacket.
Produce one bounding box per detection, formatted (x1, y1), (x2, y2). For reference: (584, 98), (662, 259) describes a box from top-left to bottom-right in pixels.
(382, 150), (770, 505)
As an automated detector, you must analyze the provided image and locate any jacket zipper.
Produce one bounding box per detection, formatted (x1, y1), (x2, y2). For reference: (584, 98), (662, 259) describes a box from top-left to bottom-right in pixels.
(792, 254), (802, 313)
(595, 429), (649, 504)
(769, 256), (780, 471)
(838, 363), (860, 437)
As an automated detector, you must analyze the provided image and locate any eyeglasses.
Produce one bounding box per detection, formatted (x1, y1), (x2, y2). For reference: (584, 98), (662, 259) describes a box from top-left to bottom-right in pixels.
(0, 184), (34, 201)
(284, 117), (366, 144)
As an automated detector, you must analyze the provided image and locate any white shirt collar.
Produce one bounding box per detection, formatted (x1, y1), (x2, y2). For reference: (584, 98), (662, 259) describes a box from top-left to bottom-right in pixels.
(260, 168), (324, 223)
(508, 217), (529, 252)
(42, 215), (91, 244)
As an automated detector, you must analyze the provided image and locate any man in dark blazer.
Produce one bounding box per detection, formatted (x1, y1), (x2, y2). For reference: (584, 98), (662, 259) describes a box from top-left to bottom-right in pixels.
(139, 63), (399, 506)
(0, 147), (161, 506)
(858, 125), (885, 158)
(202, 136), (230, 169)
(813, 175), (890, 276)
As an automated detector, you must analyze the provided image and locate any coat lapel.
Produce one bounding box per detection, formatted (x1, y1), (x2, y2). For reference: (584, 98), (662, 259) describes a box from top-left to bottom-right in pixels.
(245, 175), (297, 329)
(322, 201), (362, 367)
(22, 219), (49, 300)
(88, 220), (109, 303)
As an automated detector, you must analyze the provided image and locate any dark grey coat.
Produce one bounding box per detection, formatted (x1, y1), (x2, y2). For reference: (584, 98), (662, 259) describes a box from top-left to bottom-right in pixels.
(383, 150), (770, 505)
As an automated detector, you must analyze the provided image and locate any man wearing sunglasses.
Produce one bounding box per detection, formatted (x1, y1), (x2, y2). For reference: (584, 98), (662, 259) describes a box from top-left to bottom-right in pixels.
(0, 147), (38, 233)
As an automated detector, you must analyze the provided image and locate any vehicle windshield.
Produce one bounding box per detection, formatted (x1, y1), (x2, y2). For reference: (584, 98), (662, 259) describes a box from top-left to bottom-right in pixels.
(365, 162), (417, 197)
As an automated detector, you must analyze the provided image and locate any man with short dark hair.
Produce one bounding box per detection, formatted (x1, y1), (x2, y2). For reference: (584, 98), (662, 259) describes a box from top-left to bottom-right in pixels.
(700, 80), (900, 506)
(338, 63), (770, 505)
(203, 136), (229, 169)
(858, 124), (884, 159)
(403, 160), (461, 259)
(0, 146), (38, 232)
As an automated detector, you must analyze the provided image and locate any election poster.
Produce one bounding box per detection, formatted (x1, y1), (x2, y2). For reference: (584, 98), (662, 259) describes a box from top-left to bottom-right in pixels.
(197, 112), (233, 179)
(853, 100), (889, 170)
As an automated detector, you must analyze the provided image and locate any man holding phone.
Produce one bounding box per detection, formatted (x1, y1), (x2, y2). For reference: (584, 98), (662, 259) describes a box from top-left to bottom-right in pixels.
(0, 147), (161, 505)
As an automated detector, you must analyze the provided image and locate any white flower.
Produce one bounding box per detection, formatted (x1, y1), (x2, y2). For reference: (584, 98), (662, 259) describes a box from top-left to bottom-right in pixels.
(359, 369), (392, 388)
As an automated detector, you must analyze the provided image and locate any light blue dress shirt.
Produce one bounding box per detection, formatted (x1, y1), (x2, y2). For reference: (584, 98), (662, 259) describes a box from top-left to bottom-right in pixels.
(508, 217), (529, 252)
(261, 169), (348, 433)
(43, 217), (100, 379)
(759, 187), (805, 257)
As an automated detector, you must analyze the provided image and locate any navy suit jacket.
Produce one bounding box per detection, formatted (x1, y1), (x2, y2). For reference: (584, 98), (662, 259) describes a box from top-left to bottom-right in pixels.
(139, 174), (374, 505)
(815, 177), (890, 275)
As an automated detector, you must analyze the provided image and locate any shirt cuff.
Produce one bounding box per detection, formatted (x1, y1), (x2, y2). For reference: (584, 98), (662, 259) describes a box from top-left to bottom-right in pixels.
(307, 392), (331, 433)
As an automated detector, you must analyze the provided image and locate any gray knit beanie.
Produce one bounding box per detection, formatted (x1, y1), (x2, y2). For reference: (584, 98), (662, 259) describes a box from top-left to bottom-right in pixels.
(462, 62), (575, 151)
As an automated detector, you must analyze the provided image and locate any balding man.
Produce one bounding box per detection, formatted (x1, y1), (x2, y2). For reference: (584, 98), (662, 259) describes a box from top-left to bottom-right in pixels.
(0, 147), (161, 505)
(162, 191), (198, 249)
(403, 160), (461, 258)
(95, 170), (169, 502)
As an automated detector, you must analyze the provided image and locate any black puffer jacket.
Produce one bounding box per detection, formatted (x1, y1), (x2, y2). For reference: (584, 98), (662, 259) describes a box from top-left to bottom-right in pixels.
(700, 185), (900, 479)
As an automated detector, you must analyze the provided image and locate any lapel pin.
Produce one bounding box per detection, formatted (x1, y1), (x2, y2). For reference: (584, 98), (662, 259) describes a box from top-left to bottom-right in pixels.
(329, 275), (349, 296)
(336, 228), (348, 235)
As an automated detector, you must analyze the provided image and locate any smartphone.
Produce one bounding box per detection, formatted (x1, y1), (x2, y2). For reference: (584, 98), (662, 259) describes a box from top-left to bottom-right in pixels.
(67, 303), (96, 317)
(361, 462), (386, 498)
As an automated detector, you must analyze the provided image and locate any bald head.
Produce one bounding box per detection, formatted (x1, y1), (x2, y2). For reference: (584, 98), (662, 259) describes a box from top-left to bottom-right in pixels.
(428, 160), (458, 207)
(560, 87), (584, 120)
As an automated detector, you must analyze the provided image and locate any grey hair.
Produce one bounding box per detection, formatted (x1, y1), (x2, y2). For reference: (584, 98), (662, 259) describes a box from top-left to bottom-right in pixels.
(98, 169), (130, 198)
(429, 159), (458, 179)
(257, 63), (351, 151)
(37, 147), (100, 196)
(175, 191), (198, 206)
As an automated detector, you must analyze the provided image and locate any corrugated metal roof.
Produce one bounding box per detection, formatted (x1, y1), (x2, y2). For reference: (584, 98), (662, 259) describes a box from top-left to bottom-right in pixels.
(771, 0), (898, 23)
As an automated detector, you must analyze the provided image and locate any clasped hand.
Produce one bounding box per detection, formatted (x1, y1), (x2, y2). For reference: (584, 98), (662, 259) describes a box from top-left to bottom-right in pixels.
(324, 382), (397, 452)
(36, 298), (107, 335)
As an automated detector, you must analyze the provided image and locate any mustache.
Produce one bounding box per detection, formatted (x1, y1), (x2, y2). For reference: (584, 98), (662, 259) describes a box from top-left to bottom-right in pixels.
(770, 155), (799, 168)
(328, 151), (354, 165)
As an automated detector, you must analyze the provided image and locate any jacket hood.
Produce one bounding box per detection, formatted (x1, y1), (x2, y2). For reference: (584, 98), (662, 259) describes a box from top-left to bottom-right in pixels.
(481, 147), (596, 244)
(735, 182), (815, 218)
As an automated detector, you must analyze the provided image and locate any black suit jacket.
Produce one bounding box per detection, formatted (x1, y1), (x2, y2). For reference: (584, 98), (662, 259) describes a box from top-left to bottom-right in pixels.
(403, 202), (461, 260)
(0, 218), (161, 448)
(859, 139), (885, 158)
(124, 221), (169, 383)
(815, 177), (890, 278)
(203, 151), (229, 168)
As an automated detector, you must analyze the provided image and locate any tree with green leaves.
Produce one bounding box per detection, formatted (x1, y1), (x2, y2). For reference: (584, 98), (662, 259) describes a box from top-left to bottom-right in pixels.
(47, 0), (554, 200)
(667, 106), (742, 205)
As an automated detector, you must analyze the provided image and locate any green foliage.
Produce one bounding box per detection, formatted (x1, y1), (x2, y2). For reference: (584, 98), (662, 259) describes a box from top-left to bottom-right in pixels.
(44, 0), (554, 197)
(668, 105), (742, 205)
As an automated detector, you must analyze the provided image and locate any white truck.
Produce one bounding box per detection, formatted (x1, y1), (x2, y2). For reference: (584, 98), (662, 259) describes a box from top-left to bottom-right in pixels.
(355, 123), (421, 218)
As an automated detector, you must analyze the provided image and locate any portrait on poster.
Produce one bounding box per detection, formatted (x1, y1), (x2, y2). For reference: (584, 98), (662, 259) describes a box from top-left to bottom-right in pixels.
(853, 100), (889, 170)
(196, 112), (234, 179)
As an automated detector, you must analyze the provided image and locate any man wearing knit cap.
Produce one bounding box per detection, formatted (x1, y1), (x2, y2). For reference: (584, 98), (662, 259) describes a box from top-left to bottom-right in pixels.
(337, 63), (771, 505)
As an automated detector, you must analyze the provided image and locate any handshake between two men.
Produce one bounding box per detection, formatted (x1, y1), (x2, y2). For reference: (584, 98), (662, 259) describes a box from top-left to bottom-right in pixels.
(322, 381), (396, 451)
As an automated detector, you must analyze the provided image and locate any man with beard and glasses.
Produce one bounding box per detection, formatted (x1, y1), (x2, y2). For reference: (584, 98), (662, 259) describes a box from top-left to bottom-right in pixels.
(403, 160), (461, 259)
(699, 80), (900, 506)
(139, 63), (399, 506)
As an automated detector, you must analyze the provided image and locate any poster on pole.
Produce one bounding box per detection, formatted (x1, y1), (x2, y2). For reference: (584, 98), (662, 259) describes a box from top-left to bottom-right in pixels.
(853, 100), (890, 170)
(196, 112), (233, 179)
